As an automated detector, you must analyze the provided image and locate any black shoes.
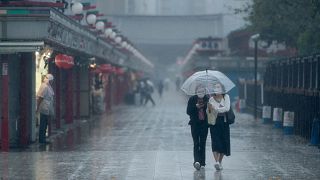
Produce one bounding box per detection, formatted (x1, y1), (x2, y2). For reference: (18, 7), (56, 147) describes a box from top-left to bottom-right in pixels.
(193, 162), (201, 170)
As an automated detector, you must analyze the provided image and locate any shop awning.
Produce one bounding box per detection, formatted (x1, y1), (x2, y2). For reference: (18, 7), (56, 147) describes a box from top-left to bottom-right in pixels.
(0, 41), (44, 53)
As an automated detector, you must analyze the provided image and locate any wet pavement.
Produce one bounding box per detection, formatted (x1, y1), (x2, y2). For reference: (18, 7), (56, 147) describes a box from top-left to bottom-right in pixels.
(1, 90), (320, 180)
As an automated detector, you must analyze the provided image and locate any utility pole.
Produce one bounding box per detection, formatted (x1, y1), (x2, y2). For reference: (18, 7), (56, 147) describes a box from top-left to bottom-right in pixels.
(251, 34), (260, 121)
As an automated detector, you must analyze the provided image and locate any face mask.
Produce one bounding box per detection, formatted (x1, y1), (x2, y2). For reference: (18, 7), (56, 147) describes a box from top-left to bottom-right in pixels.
(214, 85), (223, 94)
(196, 88), (205, 98)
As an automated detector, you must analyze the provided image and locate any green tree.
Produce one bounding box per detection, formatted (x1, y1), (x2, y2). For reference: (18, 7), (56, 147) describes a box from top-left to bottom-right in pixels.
(244, 0), (320, 55)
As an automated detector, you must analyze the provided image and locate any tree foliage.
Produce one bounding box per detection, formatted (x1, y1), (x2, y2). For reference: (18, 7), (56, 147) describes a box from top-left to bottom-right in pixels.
(244, 0), (320, 55)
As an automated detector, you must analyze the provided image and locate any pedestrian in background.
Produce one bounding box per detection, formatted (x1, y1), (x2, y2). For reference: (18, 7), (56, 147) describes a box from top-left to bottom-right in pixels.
(144, 79), (156, 106)
(186, 85), (209, 170)
(157, 79), (164, 98)
(207, 83), (231, 171)
(175, 76), (181, 91)
(138, 80), (146, 105)
(36, 74), (55, 144)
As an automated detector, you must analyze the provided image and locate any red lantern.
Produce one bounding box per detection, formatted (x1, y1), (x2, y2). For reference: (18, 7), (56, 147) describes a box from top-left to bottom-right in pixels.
(91, 68), (102, 74)
(115, 67), (124, 75)
(99, 64), (113, 73)
(111, 66), (117, 73)
(55, 54), (74, 69)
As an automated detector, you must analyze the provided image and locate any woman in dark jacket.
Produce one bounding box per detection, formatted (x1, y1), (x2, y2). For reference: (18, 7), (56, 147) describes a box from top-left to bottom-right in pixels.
(186, 85), (209, 170)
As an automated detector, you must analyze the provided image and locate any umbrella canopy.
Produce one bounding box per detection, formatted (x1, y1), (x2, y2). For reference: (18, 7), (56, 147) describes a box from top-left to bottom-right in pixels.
(180, 70), (235, 95)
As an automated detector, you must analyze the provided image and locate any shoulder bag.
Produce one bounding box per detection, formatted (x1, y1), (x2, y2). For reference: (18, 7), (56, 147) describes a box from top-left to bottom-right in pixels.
(226, 106), (235, 124)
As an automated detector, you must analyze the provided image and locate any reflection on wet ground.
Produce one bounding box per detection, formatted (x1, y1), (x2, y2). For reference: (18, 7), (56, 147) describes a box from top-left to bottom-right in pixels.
(1, 90), (320, 180)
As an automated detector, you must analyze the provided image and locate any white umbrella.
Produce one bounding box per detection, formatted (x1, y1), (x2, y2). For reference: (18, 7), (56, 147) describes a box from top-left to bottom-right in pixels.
(180, 70), (235, 95)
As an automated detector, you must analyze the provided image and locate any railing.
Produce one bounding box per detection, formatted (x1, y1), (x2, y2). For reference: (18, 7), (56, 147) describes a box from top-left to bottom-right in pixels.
(264, 55), (320, 140)
(237, 54), (320, 141)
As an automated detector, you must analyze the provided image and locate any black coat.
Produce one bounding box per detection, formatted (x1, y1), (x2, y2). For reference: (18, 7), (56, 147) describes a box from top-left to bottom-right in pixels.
(186, 95), (209, 125)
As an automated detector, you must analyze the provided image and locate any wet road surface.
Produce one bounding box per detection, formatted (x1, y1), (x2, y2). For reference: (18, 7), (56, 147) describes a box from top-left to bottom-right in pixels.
(1, 90), (320, 180)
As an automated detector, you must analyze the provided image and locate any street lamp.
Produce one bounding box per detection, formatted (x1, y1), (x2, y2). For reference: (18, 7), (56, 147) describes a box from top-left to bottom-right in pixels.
(250, 33), (260, 121)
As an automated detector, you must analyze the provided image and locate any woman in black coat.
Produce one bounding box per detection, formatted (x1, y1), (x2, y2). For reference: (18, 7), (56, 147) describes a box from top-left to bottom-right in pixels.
(186, 86), (209, 170)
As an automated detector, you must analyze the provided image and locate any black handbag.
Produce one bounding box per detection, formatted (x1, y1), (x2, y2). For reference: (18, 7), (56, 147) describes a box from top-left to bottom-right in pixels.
(226, 106), (235, 124)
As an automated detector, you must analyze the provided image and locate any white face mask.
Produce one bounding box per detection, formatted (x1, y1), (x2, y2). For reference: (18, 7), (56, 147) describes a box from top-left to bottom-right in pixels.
(196, 88), (206, 98)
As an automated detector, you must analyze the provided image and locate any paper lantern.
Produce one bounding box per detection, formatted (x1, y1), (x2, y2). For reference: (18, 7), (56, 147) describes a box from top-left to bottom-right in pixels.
(86, 14), (97, 25)
(91, 67), (102, 74)
(110, 32), (116, 39)
(71, 2), (83, 14)
(104, 28), (113, 37)
(55, 54), (74, 69)
(96, 21), (105, 30)
(121, 41), (128, 48)
(99, 64), (113, 73)
(115, 36), (122, 44)
(115, 67), (124, 75)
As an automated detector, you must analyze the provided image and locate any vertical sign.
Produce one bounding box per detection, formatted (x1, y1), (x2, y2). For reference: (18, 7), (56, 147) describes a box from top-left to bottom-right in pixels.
(2, 62), (8, 75)
(1, 60), (9, 151)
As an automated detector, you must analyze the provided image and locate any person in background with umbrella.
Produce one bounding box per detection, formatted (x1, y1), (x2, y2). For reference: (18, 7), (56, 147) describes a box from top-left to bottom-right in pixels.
(207, 83), (231, 171)
(144, 79), (156, 106)
(186, 85), (209, 170)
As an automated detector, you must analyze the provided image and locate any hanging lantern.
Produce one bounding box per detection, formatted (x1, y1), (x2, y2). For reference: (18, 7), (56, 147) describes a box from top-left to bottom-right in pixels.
(55, 54), (74, 69)
(96, 21), (105, 30)
(121, 41), (128, 48)
(115, 67), (124, 75)
(99, 64), (113, 73)
(86, 14), (97, 25)
(115, 36), (122, 44)
(71, 2), (83, 14)
(110, 32), (116, 39)
(91, 67), (102, 74)
(111, 66), (117, 73)
(104, 28), (113, 37)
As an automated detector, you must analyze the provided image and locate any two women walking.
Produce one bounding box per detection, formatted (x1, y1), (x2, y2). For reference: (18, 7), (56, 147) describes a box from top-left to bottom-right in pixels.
(186, 83), (232, 171)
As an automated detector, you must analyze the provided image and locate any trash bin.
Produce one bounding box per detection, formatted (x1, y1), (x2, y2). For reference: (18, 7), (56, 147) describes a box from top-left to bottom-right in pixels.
(310, 117), (320, 145)
(262, 106), (272, 124)
(283, 111), (294, 135)
(239, 99), (246, 113)
(273, 108), (283, 128)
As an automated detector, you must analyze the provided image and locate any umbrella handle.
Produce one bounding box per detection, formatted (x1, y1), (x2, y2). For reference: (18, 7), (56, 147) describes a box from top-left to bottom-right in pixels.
(206, 69), (208, 95)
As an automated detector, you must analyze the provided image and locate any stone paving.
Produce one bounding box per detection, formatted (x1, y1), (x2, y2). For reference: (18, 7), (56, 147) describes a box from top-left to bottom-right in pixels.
(1, 90), (320, 180)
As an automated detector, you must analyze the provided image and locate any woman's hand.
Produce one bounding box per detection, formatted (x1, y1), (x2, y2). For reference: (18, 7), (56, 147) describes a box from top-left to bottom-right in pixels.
(196, 103), (204, 109)
(207, 103), (213, 112)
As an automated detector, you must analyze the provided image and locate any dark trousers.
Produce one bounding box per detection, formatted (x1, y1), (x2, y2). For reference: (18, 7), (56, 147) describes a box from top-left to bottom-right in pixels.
(140, 92), (145, 105)
(39, 113), (49, 143)
(144, 93), (155, 106)
(191, 123), (208, 166)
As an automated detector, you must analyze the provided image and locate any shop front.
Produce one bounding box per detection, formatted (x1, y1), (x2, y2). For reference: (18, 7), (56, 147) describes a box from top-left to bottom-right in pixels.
(0, 7), (148, 149)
